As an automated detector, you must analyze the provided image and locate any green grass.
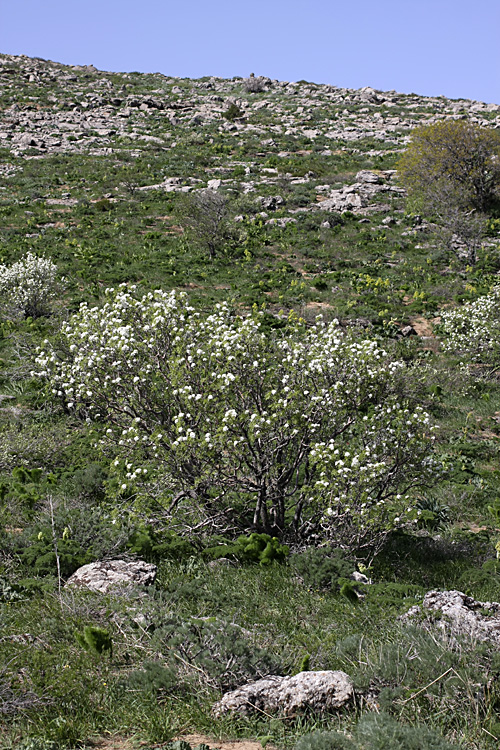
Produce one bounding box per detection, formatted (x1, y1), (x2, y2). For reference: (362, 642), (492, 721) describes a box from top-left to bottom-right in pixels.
(3, 556), (500, 748)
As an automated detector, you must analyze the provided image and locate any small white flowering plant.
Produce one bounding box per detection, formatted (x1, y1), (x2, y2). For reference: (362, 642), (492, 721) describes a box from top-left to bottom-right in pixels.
(440, 285), (500, 364)
(0, 252), (63, 319)
(35, 285), (439, 549)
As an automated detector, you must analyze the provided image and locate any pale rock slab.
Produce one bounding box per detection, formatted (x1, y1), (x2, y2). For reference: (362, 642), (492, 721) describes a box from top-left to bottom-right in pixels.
(403, 589), (500, 645)
(213, 670), (353, 717)
(65, 559), (157, 594)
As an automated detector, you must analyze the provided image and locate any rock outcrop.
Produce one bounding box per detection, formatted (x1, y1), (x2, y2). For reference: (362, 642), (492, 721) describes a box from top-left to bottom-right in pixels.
(402, 589), (500, 645)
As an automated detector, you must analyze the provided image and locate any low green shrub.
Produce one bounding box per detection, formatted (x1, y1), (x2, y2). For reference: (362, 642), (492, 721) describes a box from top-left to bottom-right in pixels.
(75, 625), (113, 656)
(355, 712), (458, 749)
(13, 740), (57, 750)
(20, 534), (92, 578)
(126, 660), (179, 697)
(203, 532), (289, 566)
(4, 465), (56, 510)
(147, 614), (284, 691)
(338, 578), (362, 602)
(416, 497), (451, 530)
(290, 546), (354, 591)
(127, 526), (197, 562)
(223, 103), (244, 121)
(0, 575), (28, 602)
(71, 462), (107, 500)
(364, 581), (423, 609)
(295, 730), (354, 750)
(296, 713), (458, 750)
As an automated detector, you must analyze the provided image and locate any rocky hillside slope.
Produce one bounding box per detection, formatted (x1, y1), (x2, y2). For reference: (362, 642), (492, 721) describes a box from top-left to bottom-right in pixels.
(2, 53), (499, 326)
(1, 52), (499, 215)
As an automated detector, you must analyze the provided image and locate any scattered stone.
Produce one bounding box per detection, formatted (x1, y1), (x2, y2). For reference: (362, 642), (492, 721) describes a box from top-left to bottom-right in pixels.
(351, 571), (371, 584)
(213, 670), (353, 717)
(355, 170), (381, 184)
(400, 325), (417, 337)
(45, 197), (79, 206)
(320, 190), (365, 212)
(65, 560), (157, 594)
(266, 217), (297, 227)
(402, 590), (500, 645)
(207, 558), (235, 569)
(343, 318), (373, 328)
(258, 195), (284, 211)
(358, 86), (384, 104)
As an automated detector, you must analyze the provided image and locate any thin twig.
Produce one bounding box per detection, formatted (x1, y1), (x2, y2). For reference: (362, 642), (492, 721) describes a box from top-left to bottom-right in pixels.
(482, 728), (498, 740)
(48, 495), (61, 598)
(399, 667), (453, 704)
(171, 650), (209, 677)
(244, 699), (277, 720)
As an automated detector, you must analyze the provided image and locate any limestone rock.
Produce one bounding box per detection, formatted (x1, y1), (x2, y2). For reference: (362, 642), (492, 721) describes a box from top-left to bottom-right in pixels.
(320, 190), (365, 212)
(266, 217), (297, 227)
(65, 559), (157, 594)
(358, 86), (384, 104)
(207, 178), (222, 191)
(403, 589), (500, 645)
(351, 571), (371, 584)
(259, 195), (284, 211)
(355, 170), (381, 184)
(400, 325), (417, 337)
(213, 670), (353, 717)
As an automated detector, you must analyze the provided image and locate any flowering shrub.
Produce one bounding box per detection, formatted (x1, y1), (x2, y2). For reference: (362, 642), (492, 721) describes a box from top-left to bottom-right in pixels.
(35, 286), (438, 548)
(0, 252), (62, 319)
(440, 285), (500, 363)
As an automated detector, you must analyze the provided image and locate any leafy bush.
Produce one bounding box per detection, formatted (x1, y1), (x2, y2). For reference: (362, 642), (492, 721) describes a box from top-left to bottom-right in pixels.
(398, 120), (500, 213)
(416, 497), (451, 530)
(243, 75), (267, 93)
(126, 526), (196, 562)
(178, 190), (230, 258)
(0, 576), (28, 602)
(71, 462), (107, 501)
(20, 533), (92, 577)
(355, 712), (458, 749)
(35, 288), (439, 548)
(397, 121), (500, 264)
(223, 103), (243, 121)
(0, 252), (63, 319)
(126, 660), (179, 697)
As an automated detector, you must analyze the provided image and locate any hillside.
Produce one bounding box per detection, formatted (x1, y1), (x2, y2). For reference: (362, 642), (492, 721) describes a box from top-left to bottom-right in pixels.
(1, 53), (499, 317)
(1, 54), (500, 750)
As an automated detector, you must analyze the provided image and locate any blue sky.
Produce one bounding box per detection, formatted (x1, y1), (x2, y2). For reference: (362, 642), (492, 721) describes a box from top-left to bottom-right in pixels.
(2, 0), (499, 104)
